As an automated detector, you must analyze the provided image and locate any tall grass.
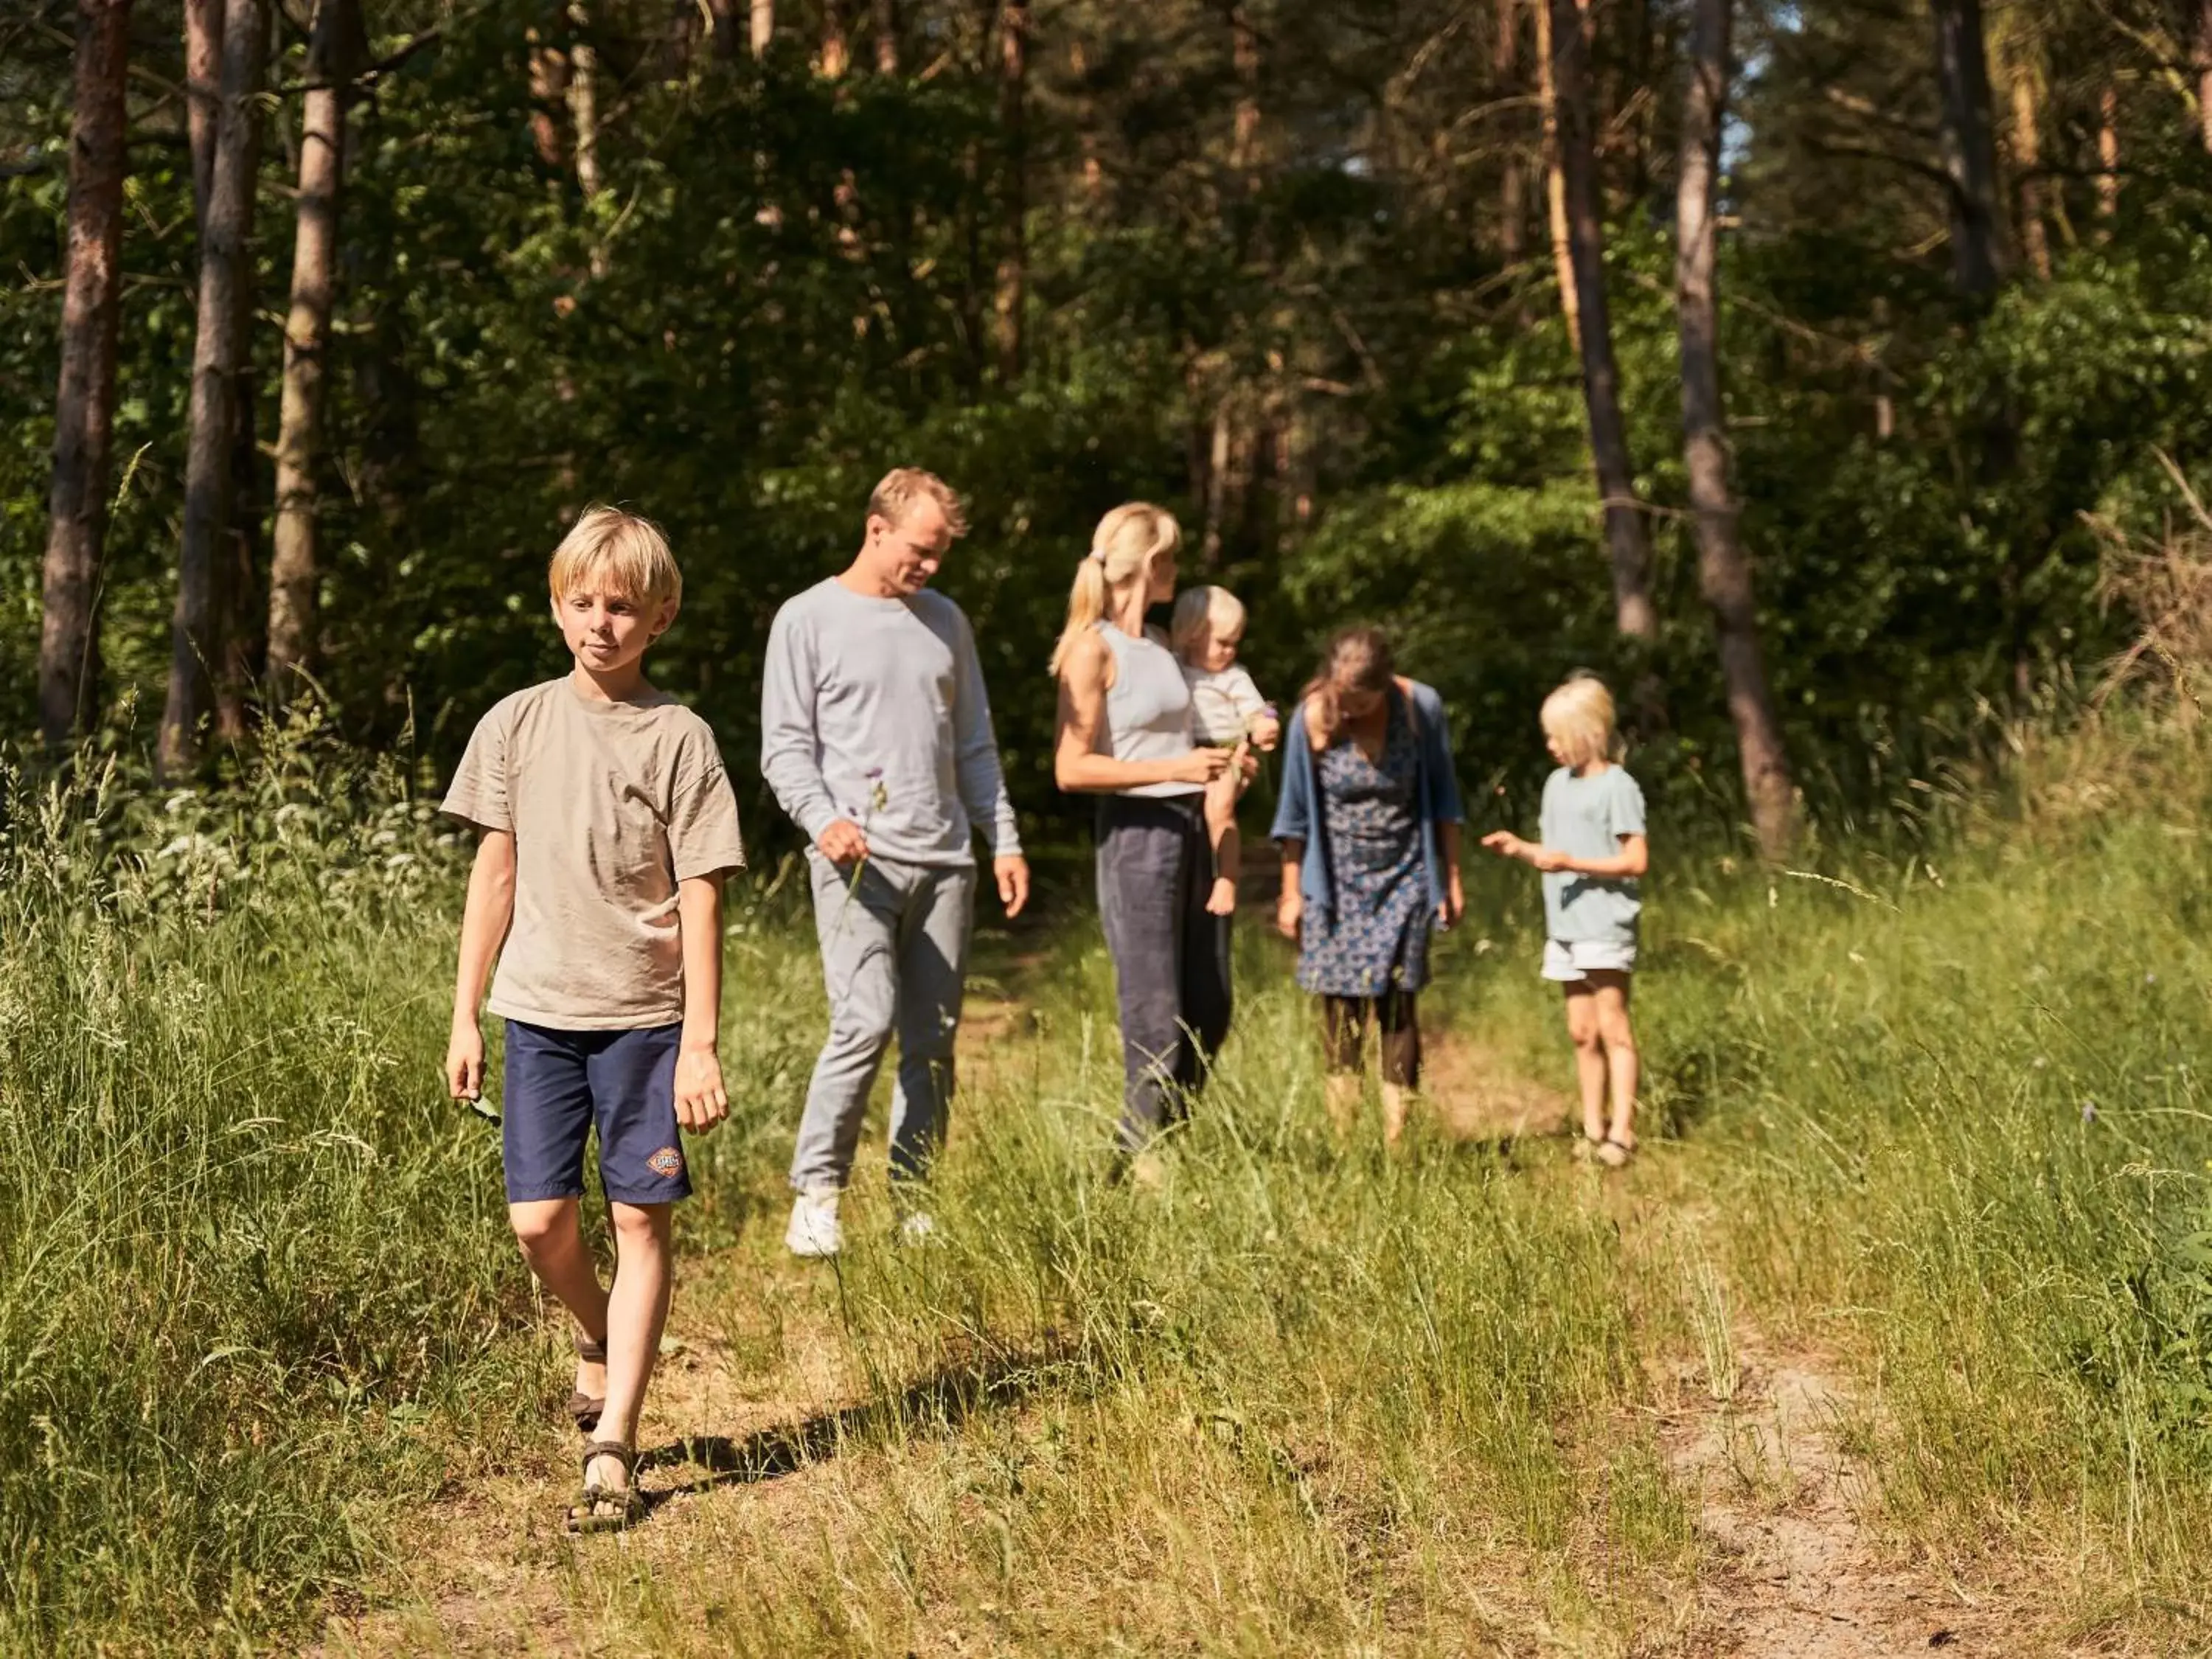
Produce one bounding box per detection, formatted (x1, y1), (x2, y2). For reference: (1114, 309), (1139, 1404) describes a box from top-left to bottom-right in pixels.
(0, 741), (532, 1646)
(551, 907), (1699, 1655)
(1626, 719), (2212, 1602)
(6, 706), (2211, 1651)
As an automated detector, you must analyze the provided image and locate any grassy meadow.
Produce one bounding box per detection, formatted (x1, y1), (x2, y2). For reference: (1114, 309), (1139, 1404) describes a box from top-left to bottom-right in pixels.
(1, 720), (2209, 1655)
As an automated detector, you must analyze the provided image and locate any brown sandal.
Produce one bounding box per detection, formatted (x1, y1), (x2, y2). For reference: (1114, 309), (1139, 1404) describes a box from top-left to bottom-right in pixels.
(568, 1332), (607, 1433)
(565, 1439), (644, 1534)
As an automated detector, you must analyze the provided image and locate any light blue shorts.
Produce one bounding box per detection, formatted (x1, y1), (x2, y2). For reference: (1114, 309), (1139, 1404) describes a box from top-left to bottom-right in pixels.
(1543, 938), (1638, 981)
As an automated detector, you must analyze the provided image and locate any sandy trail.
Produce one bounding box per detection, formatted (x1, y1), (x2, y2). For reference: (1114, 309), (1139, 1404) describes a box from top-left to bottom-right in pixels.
(1663, 1346), (1987, 1656)
(319, 1004), (2081, 1655)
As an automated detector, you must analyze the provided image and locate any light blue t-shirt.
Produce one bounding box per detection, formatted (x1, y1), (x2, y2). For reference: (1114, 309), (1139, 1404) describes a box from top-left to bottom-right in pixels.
(1539, 763), (1646, 944)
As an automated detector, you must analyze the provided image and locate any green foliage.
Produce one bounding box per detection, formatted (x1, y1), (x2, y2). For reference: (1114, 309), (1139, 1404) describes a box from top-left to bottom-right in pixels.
(5, 0), (2211, 842)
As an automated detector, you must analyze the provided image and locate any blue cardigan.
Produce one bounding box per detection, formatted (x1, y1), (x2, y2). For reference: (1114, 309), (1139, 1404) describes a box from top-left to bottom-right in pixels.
(1269, 679), (1465, 924)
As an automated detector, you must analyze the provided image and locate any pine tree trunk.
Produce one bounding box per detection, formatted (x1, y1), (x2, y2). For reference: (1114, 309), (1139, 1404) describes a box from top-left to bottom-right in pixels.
(1231, 4), (1260, 180)
(161, 0), (266, 776)
(185, 0), (265, 747)
(568, 3), (602, 198)
(215, 0), (270, 745)
(1534, 0), (1579, 351)
(1550, 0), (1655, 643)
(39, 0), (133, 751)
(186, 0), (220, 225)
(216, 298), (262, 741)
(992, 0), (1026, 380)
(2197, 0), (2212, 153)
(1494, 0), (1525, 268)
(1675, 0), (1792, 858)
(1931, 0), (2005, 296)
(267, 0), (355, 703)
(2006, 46), (2051, 279)
(750, 0), (773, 58)
(1203, 400), (1231, 565)
(2097, 86), (2121, 223)
(873, 0), (897, 72)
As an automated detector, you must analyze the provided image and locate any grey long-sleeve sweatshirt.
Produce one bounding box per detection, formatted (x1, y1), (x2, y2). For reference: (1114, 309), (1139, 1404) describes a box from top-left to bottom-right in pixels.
(759, 578), (1023, 866)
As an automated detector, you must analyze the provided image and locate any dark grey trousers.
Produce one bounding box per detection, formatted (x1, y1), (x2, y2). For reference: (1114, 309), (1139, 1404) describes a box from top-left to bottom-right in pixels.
(1095, 794), (1234, 1151)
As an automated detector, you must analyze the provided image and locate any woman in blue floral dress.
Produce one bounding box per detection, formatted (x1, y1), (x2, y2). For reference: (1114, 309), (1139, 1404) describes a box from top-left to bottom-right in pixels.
(1270, 628), (1465, 1144)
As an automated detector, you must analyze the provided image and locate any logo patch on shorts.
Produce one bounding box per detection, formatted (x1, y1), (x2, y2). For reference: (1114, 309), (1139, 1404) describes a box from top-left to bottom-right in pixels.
(647, 1146), (684, 1180)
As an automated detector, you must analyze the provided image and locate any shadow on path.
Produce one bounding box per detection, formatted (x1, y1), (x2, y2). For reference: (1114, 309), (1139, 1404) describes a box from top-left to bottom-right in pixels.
(636, 1338), (1082, 1510)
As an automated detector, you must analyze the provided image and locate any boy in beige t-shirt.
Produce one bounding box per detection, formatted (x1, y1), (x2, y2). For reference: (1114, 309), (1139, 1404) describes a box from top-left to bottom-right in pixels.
(442, 506), (745, 1534)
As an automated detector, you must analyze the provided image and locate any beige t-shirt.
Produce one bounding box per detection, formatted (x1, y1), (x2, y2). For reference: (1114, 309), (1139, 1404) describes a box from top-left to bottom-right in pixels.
(442, 677), (747, 1030)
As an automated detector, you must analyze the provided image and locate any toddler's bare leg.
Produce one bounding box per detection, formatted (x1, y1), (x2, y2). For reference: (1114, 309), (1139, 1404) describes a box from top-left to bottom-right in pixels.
(1204, 769), (1240, 916)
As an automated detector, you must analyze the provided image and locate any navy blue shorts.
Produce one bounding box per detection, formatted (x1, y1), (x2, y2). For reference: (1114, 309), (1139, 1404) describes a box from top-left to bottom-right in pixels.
(501, 1020), (692, 1206)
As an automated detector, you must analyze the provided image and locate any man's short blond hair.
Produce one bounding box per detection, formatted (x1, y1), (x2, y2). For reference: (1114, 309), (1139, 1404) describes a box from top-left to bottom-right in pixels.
(548, 505), (682, 612)
(1541, 674), (1620, 768)
(868, 467), (969, 538)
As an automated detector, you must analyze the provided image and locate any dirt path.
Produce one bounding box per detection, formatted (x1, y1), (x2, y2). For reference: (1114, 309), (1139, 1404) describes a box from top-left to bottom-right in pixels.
(321, 1010), (2062, 1656)
(1419, 1031), (2057, 1655)
(1663, 1343), (1984, 1656)
(1419, 1027), (1573, 1144)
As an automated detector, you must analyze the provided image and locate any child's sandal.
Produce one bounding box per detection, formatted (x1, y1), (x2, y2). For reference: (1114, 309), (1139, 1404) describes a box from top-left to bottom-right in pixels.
(568, 1332), (608, 1434)
(566, 1439), (644, 1534)
(1595, 1137), (1635, 1169)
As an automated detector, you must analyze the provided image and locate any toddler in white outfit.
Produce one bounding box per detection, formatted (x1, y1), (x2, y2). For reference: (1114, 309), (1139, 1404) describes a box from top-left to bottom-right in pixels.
(1171, 585), (1281, 915)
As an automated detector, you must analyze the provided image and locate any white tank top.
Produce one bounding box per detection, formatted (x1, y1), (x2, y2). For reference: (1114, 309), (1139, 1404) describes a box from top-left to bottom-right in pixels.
(1096, 622), (1202, 799)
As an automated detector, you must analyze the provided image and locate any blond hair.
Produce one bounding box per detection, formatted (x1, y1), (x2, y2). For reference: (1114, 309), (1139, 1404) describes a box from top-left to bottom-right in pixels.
(1540, 674), (1620, 767)
(1298, 626), (1395, 746)
(1169, 585), (1247, 660)
(868, 467), (969, 537)
(548, 505), (681, 611)
(1048, 503), (1182, 677)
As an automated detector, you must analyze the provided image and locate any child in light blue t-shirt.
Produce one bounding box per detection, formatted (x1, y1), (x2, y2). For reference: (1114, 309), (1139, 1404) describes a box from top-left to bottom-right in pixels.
(1482, 675), (1649, 1167)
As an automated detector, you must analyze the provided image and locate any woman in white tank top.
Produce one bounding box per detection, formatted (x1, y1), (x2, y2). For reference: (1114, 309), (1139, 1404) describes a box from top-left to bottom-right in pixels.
(1051, 504), (1240, 1160)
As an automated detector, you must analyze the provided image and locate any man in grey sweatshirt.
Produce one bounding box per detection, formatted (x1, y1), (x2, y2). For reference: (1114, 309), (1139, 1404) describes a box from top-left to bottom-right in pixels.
(759, 467), (1029, 1257)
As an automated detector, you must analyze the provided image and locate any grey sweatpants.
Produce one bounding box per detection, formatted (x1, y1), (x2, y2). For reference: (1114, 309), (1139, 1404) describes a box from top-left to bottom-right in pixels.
(790, 852), (975, 1193)
(1096, 794), (1234, 1151)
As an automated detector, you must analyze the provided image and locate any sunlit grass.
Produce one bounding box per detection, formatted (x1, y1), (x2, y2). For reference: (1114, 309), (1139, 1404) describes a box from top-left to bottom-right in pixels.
(4, 723), (2209, 1651)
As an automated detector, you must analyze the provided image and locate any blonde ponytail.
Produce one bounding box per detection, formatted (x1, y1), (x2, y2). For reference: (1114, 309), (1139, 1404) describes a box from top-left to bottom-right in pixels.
(1049, 502), (1183, 677)
(1048, 560), (1109, 677)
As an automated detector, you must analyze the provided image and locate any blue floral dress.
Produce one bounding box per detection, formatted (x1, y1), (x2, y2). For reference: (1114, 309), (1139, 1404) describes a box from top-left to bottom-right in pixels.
(1295, 700), (1430, 997)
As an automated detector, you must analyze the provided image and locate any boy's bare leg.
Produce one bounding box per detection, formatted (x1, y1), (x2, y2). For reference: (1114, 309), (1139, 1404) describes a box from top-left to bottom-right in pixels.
(1204, 769), (1240, 916)
(1562, 984), (1607, 1142)
(1587, 972), (1638, 1148)
(590, 1201), (675, 1498)
(509, 1197), (610, 1405)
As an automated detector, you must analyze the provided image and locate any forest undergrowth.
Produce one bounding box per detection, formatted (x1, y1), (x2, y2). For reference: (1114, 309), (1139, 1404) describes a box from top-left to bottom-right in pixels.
(1, 712), (2210, 1654)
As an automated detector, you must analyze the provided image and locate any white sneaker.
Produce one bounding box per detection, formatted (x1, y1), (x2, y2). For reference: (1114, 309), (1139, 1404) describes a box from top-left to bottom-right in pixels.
(785, 1189), (843, 1259)
(897, 1210), (939, 1247)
